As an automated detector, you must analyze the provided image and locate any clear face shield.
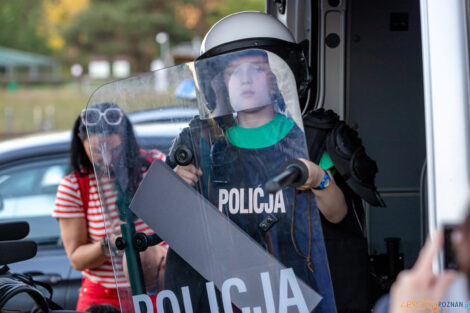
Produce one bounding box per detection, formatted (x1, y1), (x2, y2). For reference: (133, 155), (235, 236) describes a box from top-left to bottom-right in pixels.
(195, 50), (303, 124)
(85, 49), (336, 313)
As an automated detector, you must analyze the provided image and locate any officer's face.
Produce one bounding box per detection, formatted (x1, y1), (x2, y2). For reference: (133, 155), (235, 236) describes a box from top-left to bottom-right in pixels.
(223, 55), (272, 113)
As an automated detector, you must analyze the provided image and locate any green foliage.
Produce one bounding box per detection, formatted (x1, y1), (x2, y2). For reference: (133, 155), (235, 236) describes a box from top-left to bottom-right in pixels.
(0, 0), (266, 71)
(0, 0), (51, 54)
(63, 0), (192, 72)
(207, 0), (265, 26)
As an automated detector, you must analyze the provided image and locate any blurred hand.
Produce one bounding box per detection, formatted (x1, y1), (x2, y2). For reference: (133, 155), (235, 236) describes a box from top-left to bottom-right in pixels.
(296, 158), (325, 190)
(122, 243), (168, 293)
(174, 164), (202, 186)
(108, 219), (124, 248)
(389, 231), (457, 313)
(140, 244), (168, 292)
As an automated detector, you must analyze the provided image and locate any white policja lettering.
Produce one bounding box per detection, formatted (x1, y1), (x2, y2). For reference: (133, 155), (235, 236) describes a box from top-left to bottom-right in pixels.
(218, 187), (286, 214)
(132, 269), (309, 313)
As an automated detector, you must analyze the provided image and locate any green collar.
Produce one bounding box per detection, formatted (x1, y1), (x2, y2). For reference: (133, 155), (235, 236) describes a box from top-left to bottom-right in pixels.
(227, 113), (295, 149)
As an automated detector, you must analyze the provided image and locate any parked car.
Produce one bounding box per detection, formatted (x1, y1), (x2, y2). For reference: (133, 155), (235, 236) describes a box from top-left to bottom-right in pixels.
(0, 122), (185, 310)
(127, 106), (198, 125)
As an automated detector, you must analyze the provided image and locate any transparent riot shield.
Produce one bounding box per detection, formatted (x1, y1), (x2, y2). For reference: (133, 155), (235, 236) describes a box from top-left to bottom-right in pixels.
(86, 49), (336, 313)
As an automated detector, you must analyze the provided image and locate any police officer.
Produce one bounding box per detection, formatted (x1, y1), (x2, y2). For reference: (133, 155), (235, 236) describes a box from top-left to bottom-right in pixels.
(177, 11), (347, 225)
(170, 11), (348, 313)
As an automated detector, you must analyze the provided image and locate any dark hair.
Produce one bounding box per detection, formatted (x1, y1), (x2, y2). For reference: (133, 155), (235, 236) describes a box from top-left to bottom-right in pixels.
(69, 102), (150, 203)
(85, 303), (120, 313)
(70, 115), (93, 174)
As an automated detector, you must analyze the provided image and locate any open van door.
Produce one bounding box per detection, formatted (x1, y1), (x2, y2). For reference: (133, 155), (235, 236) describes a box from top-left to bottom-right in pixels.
(420, 0), (470, 244)
(267, 0), (470, 311)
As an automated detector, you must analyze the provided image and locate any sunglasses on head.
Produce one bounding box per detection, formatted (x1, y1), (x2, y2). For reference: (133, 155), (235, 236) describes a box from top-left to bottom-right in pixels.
(81, 108), (123, 126)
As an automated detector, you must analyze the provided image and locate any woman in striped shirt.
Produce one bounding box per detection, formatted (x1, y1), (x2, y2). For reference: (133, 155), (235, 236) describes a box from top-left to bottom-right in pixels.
(53, 102), (166, 311)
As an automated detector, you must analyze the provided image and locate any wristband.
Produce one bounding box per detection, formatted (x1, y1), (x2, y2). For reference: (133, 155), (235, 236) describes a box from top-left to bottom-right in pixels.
(313, 170), (330, 190)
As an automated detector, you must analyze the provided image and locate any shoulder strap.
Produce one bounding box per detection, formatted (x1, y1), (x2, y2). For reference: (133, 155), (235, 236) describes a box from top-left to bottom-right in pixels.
(74, 170), (89, 219)
(303, 108), (340, 163)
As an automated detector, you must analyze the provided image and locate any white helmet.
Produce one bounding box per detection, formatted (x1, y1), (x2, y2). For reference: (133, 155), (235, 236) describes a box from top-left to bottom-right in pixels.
(197, 11), (311, 106)
(200, 11), (296, 55)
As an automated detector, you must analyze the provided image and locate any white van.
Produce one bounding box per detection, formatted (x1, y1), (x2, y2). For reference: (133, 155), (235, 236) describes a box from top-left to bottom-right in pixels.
(266, 0), (470, 311)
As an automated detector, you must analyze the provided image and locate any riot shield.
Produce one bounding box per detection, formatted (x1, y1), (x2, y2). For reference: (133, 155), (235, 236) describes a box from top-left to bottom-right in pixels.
(86, 49), (336, 313)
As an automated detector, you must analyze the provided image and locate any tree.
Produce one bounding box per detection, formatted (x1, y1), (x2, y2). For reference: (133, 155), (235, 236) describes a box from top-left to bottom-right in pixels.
(63, 0), (193, 72)
(175, 0), (265, 38)
(41, 0), (89, 52)
(206, 0), (265, 27)
(0, 0), (50, 54)
(61, 0), (265, 72)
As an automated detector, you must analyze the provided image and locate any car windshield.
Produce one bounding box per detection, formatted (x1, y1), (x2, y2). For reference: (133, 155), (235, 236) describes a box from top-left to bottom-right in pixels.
(128, 106), (198, 124)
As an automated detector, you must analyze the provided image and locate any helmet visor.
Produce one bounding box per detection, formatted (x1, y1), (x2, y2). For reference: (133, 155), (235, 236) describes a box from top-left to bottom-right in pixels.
(195, 49), (302, 125)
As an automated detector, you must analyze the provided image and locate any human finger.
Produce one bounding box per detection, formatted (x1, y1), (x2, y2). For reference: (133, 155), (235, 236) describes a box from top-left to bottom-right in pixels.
(184, 164), (199, 175)
(175, 166), (192, 178)
(297, 158), (323, 189)
(433, 270), (457, 299)
(175, 165), (196, 177)
(182, 177), (195, 186)
(107, 222), (121, 236)
(110, 220), (124, 228)
(296, 158), (313, 189)
(188, 165), (202, 177)
(178, 170), (198, 186)
(182, 169), (197, 181)
(415, 231), (443, 275)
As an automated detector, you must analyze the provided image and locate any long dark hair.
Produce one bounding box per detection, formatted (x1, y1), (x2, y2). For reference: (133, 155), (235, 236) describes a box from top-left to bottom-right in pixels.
(69, 102), (150, 204)
(69, 115), (93, 175)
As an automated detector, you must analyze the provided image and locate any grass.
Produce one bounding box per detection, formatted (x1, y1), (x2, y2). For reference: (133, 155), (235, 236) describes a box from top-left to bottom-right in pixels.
(0, 83), (93, 137)
(0, 79), (187, 141)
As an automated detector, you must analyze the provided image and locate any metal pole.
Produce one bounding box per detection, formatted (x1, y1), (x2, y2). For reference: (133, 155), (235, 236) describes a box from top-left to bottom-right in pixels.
(115, 183), (147, 295)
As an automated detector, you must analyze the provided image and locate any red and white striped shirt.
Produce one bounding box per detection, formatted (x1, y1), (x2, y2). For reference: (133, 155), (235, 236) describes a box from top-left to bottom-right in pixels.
(53, 150), (165, 288)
